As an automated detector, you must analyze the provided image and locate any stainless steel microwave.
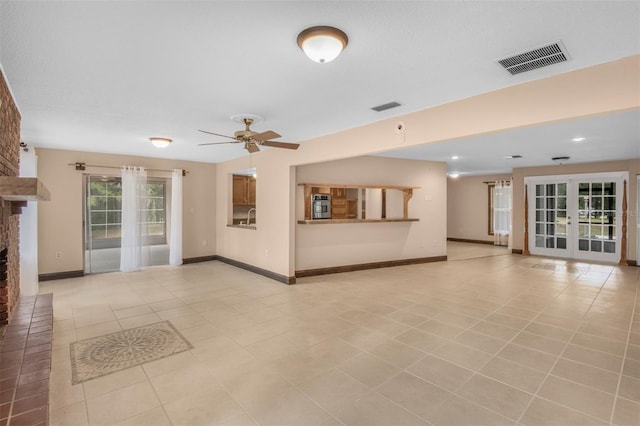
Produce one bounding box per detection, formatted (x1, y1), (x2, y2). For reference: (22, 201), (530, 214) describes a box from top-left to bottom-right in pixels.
(311, 194), (331, 219)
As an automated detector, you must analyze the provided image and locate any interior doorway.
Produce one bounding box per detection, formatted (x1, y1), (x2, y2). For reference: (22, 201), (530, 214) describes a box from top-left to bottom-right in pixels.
(525, 172), (627, 263)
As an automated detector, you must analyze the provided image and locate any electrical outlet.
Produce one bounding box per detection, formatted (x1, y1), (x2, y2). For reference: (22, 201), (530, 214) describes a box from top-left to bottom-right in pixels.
(55, 251), (62, 259)
(264, 249), (269, 257)
(201, 240), (207, 247)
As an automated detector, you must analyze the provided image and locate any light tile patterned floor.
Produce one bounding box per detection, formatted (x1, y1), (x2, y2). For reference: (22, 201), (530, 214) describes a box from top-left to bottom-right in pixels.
(43, 244), (639, 425)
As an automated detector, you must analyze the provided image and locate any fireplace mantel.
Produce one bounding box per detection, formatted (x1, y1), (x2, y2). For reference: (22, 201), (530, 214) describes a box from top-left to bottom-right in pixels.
(0, 177), (50, 201)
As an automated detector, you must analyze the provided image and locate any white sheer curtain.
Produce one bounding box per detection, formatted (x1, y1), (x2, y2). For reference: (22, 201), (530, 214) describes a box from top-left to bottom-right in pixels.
(493, 181), (512, 247)
(169, 169), (183, 266)
(120, 166), (147, 272)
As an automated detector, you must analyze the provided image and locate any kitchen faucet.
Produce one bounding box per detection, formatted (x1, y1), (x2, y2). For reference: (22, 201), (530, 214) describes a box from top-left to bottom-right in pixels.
(247, 208), (256, 225)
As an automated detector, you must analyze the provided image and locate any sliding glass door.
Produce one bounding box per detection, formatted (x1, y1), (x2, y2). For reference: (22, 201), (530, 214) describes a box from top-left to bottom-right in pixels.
(526, 172), (627, 263)
(83, 175), (170, 274)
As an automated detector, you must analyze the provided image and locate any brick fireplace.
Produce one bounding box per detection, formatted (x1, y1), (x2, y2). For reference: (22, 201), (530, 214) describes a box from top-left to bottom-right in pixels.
(0, 68), (22, 325)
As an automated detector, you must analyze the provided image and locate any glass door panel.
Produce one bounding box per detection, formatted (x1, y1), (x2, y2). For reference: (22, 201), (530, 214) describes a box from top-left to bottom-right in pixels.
(533, 182), (568, 255)
(576, 180), (617, 259)
(84, 176), (122, 274)
(527, 173), (624, 263)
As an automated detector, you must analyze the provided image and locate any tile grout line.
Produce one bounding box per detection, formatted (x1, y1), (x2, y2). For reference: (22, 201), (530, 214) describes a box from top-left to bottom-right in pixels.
(369, 270), (570, 423)
(514, 266), (617, 425)
(43, 255), (638, 426)
(358, 263), (608, 424)
(608, 281), (639, 426)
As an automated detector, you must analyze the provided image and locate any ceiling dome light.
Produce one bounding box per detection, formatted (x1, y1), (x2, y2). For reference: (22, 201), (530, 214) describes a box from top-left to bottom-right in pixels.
(297, 26), (348, 63)
(572, 137), (586, 142)
(149, 137), (172, 149)
(448, 173), (460, 178)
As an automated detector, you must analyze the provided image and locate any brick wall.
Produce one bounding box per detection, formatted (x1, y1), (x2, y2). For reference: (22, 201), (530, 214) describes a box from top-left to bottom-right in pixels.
(0, 68), (21, 324)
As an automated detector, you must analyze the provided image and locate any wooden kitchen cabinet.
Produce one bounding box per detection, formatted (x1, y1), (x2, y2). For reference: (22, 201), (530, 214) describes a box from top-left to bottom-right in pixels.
(248, 176), (256, 205)
(331, 188), (348, 219)
(233, 175), (256, 206)
(331, 187), (346, 198)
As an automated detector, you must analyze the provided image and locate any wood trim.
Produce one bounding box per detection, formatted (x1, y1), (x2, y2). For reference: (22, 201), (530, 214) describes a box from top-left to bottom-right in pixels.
(182, 255), (216, 264)
(447, 238), (495, 246)
(381, 188), (387, 219)
(215, 256), (295, 285)
(523, 184), (530, 256)
(512, 249), (524, 254)
(38, 270), (84, 282)
(402, 189), (413, 219)
(619, 179), (628, 266)
(296, 256), (447, 278)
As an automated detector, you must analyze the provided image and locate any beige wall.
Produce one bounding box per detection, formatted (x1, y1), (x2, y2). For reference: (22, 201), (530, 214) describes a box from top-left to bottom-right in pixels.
(447, 174), (512, 242)
(295, 156), (447, 270)
(213, 57), (639, 278)
(36, 148), (216, 274)
(511, 159), (640, 261)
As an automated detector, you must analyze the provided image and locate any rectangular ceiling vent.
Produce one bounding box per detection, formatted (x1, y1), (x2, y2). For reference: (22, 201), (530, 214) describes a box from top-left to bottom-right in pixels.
(498, 41), (569, 75)
(371, 101), (401, 112)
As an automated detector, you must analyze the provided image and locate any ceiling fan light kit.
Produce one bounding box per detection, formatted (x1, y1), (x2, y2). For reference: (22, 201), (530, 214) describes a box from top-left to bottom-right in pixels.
(297, 26), (348, 63)
(149, 137), (172, 149)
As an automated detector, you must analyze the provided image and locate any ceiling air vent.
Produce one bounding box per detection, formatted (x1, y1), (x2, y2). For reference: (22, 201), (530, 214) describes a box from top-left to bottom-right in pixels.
(498, 41), (569, 75)
(372, 101), (401, 112)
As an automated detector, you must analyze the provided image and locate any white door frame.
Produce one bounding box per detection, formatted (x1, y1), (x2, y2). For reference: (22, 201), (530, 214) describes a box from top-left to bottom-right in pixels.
(525, 171), (628, 263)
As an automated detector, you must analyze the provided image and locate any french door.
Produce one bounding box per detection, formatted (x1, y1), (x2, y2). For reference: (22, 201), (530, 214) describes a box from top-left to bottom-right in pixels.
(526, 172), (627, 263)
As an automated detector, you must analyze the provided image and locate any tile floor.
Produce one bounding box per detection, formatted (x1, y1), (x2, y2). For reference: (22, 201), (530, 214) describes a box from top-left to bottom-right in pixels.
(41, 245), (639, 425)
(0, 294), (53, 426)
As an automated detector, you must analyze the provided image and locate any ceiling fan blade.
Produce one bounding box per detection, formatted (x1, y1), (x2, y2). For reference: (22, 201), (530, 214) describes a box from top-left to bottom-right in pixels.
(260, 141), (300, 150)
(197, 141), (237, 146)
(246, 142), (260, 153)
(198, 129), (236, 139)
(252, 130), (281, 141)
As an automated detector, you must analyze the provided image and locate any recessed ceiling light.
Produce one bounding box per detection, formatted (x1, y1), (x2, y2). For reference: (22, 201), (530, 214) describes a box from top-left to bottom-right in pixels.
(505, 155), (523, 159)
(552, 156), (570, 164)
(448, 173), (460, 178)
(572, 137), (586, 142)
(451, 155), (459, 160)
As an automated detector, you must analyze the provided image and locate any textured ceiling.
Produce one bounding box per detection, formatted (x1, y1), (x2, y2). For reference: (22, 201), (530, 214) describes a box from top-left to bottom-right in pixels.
(1, 1), (639, 172)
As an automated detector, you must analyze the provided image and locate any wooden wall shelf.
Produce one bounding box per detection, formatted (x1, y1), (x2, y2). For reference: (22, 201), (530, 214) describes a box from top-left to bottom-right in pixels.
(0, 177), (50, 201)
(298, 218), (419, 225)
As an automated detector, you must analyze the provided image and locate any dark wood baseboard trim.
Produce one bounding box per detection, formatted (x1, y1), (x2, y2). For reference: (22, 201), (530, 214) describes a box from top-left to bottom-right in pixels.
(512, 249), (523, 255)
(38, 270), (84, 282)
(215, 255), (295, 285)
(182, 255), (217, 264)
(627, 259), (637, 267)
(447, 238), (495, 246)
(296, 255), (447, 278)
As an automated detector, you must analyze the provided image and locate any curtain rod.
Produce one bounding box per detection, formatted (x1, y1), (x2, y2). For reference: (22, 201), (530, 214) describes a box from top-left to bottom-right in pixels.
(483, 180), (512, 185)
(68, 162), (187, 176)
